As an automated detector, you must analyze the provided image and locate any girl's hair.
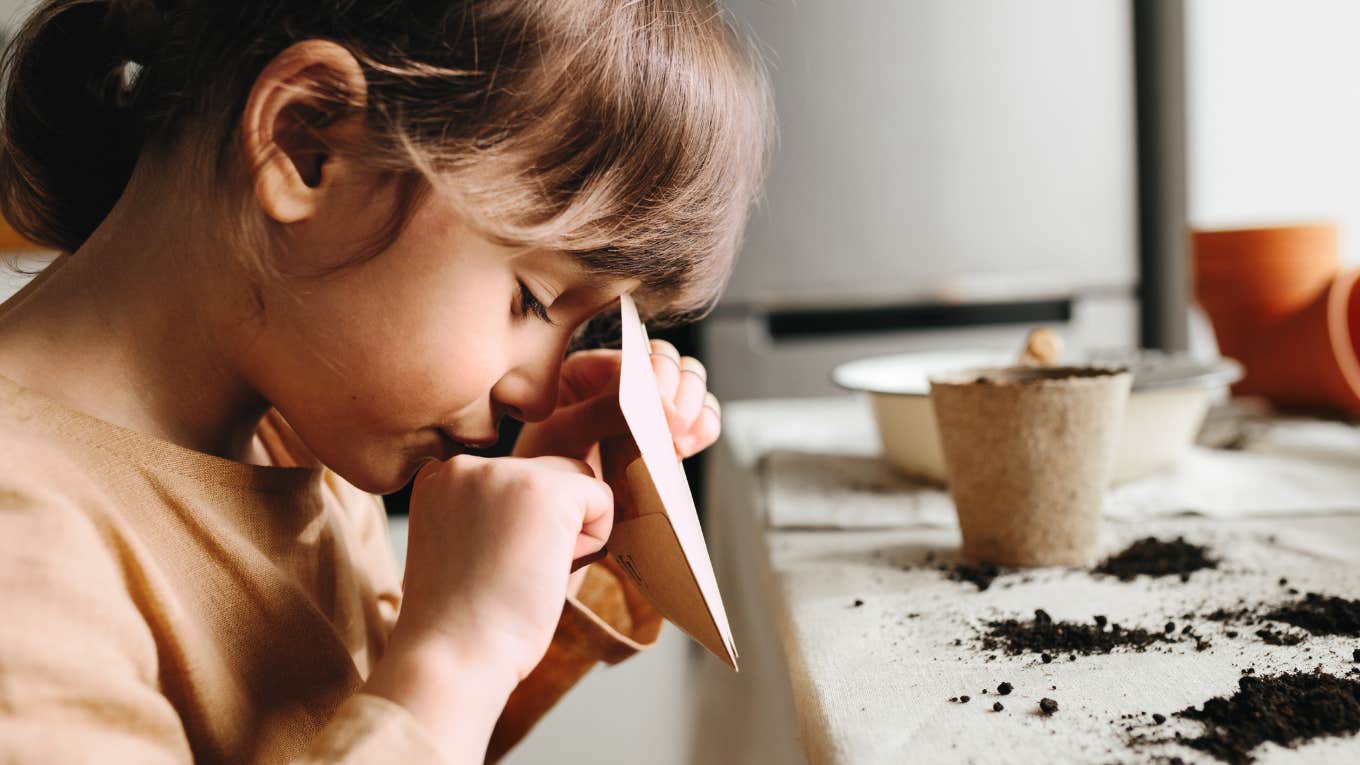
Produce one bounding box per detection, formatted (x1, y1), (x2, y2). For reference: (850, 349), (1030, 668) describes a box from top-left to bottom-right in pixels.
(0, 0), (772, 322)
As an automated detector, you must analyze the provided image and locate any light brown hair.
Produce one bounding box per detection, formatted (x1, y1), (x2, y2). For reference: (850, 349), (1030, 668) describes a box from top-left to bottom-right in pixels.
(0, 0), (772, 322)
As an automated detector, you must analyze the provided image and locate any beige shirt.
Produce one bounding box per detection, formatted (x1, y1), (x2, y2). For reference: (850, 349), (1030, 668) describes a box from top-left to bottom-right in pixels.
(0, 372), (661, 763)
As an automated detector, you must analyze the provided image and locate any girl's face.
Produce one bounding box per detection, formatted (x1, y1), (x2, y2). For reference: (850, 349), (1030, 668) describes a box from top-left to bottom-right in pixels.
(235, 172), (632, 494)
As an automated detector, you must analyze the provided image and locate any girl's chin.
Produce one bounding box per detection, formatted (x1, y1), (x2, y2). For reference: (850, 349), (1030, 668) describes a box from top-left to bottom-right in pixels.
(331, 455), (423, 496)
(322, 436), (454, 495)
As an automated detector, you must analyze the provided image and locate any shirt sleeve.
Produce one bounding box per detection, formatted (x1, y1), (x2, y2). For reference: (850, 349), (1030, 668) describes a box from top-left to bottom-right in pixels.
(486, 555), (663, 763)
(0, 486), (193, 763)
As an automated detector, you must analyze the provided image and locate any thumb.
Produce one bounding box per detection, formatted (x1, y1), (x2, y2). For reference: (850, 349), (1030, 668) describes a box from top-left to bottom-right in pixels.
(560, 349), (623, 403)
(540, 394), (629, 460)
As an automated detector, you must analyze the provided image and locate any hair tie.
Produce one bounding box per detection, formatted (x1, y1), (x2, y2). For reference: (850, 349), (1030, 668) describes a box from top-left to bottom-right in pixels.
(112, 0), (166, 64)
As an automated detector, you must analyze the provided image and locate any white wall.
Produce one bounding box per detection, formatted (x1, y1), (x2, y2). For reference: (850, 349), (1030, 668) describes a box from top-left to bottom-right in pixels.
(1187, 0), (1360, 262)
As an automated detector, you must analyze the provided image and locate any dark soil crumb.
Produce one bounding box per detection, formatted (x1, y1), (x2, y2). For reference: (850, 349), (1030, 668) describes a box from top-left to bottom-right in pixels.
(1254, 627), (1304, 647)
(1353, 649), (1360, 663)
(992, 701), (1004, 712)
(997, 682), (1013, 695)
(1094, 536), (1217, 581)
(852, 599), (864, 607)
(1176, 671), (1360, 764)
(959, 695), (970, 703)
(1264, 593), (1360, 637)
(980, 609), (1175, 656)
(941, 560), (1005, 591)
(1153, 713), (1167, 724)
(1198, 594), (1360, 647)
(1039, 697), (1059, 715)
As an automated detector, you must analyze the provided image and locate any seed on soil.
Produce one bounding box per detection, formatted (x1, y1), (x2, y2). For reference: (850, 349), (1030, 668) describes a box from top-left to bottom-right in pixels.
(997, 682), (1013, 695)
(1039, 698), (1059, 715)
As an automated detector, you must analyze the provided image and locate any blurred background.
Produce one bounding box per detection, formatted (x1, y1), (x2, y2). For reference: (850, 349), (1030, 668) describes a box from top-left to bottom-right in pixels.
(3, 1), (1360, 763)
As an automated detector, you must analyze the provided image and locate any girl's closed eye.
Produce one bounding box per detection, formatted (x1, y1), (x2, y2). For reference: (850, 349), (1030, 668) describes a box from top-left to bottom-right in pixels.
(516, 282), (556, 325)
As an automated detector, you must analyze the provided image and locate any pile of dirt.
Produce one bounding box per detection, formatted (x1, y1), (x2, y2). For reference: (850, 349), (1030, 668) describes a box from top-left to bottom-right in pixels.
(1264, 593), (1360, 637)
(979, 609), (1175, 656)
(1177, 671), (1360, 764)
(942, 561), (1005, 591)
(1200, 593), (1360, 646)
(1094, 536), (1218, 582)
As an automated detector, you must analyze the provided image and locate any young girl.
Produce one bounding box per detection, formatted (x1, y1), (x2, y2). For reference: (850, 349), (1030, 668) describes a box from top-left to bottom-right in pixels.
(0, 1), (770, 762)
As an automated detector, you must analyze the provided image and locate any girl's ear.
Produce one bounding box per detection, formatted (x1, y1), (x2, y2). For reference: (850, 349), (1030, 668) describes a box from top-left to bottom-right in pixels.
(242, 40), (369, 224)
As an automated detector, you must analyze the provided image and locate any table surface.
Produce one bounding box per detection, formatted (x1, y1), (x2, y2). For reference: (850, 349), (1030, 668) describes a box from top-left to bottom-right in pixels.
(697, 396), (1360, 765)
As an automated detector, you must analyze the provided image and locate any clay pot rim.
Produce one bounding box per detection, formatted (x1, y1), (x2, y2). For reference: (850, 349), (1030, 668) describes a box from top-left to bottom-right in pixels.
(1191, 221), (1338, 238)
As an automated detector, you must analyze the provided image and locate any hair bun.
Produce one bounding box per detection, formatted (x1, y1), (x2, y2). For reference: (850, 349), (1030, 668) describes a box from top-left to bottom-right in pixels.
(111, 0), (165, 63)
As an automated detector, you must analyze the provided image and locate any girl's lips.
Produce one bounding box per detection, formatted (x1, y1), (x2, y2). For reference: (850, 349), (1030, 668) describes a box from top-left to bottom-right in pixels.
(438, 428), (498, 452)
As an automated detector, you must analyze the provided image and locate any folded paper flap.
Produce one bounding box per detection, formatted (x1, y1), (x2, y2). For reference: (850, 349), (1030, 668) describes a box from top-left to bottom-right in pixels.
(614, 293), (737, 666)
(608, 511), (737, 669)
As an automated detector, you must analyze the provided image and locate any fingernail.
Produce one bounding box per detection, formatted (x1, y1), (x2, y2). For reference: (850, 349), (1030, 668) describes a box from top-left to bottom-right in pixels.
(680, 356), (707, 382)
(703, 391), (721, 418)
(651, 340), (681, 367)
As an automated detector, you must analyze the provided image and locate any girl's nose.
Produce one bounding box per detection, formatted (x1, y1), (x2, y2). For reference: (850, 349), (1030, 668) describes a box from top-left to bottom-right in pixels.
(492, 362), (561, 424)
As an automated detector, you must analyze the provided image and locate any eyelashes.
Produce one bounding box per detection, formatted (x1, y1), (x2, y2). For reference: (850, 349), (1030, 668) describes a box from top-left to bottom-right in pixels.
(516, 281), (556, 325)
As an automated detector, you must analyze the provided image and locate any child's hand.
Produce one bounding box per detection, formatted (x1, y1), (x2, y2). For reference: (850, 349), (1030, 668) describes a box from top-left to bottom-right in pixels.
(396, 455), (612, 678)
(365, 455), (612, 760)
(513, 340), (723, 462)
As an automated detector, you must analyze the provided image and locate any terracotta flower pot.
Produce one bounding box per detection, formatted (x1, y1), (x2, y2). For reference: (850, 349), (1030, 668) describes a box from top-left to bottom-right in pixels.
(1193, 222), (1340, 361)
(1232, 269), (1360, 414)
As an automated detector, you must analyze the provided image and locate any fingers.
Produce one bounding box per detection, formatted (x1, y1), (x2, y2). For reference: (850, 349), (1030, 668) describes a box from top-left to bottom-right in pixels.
(647, 341), (723, 457)
(529, 455), (602, 479)
(567, 472), (614, 560)
(677, 393), (722, 458)
(650, 340), (682, 402)
(671, 357), (708, 434)
(521, 456), (614, 560)
(559, 349), (623, 403)
(521, 395), (627, 461)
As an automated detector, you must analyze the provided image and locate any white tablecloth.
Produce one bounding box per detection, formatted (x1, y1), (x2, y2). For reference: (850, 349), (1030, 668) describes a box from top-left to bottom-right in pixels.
(752, 398), (1360, 530)
(694, 397), (1360, 765)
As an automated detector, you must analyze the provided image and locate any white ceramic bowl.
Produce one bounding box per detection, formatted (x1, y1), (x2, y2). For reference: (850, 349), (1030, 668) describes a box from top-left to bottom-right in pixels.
(832, 350), (1243, 485)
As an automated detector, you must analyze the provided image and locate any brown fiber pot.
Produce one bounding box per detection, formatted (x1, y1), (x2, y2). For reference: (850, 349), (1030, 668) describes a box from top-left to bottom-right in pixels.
(1231, 269), (1360, 414)
(1193, 222), (1340, 362)
(930, 367), (1131, 567)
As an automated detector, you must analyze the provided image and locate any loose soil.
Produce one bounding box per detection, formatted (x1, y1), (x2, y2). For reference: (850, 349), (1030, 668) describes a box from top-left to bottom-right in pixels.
(1200, 593), (1360, 645)
(979, 609), (1176, 656)
(1094, 536), (1218, 581)
(1264, 593), (1360, 637)
(941, 561), (1005, 591)
(1176, 671), (1360, 764)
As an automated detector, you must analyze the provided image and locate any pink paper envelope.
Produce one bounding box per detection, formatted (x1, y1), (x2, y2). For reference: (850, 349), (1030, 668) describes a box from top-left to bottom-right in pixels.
(605, 293), (738, 669)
